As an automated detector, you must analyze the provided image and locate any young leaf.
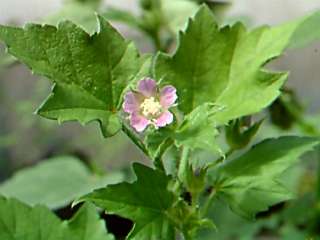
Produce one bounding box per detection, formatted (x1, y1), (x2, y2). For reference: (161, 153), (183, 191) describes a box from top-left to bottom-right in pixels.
(155, 5), (320, 123)
(208, 136), (319, 219)
(79, 163), (176, 240)
(0, 156), (123, 209)
(145, 103), (221, 160)
(0, 16), (148, 137)
(0, 197), (114, 240)
(175, 103), (221, 153)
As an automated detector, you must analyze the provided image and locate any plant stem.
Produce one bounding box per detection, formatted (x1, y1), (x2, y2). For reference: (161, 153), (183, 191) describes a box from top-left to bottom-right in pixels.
(316, 146), (320, 201)
(173, 147), (190, 192)
(182, 231), (193, 240)
(122, 123), (149, 157)
(178, 147), (190, 183)
(154, 138), (173, 171)
(201, 188), (216, 217)
(122, 123), (165, 171)
(205, 148), (234, 170)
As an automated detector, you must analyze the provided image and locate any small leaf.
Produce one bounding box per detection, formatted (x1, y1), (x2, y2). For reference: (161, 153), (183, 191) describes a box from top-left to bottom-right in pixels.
(79, 163), (175, 240)
(0, 16), (148, 137)
(0, 198), (114, 240)
(175, 103), (222, 153)
(225, 118), (263, 149)
(208, 136), (319, 219)
(0, 156), (124, 209)
(145, 103), (222, 161)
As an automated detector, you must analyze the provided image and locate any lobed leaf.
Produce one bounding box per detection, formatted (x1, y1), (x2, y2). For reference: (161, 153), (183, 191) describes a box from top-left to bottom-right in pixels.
(0, 198), (114, 240)
(208, 136), (320, 219)
(0, 16), (148, 137)
(155, 6), (320, 124)
(145, 103), (222, 161)
(79, 163), (175, 240)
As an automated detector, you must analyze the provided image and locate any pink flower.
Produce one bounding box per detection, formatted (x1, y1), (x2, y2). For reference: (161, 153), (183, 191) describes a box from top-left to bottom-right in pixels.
(123, 78), (177, 132)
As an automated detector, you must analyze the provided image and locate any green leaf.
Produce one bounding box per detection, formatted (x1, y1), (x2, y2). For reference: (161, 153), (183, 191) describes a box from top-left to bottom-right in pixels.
(0, 16), (148, 137)
(145, 103), (222, 160)
(45, 2), (99, 35)
(208, 136), (319, 219)
(155, 6), (320, 122)
(0, 156), (124, 209)
(0, 198), (114, 240)
(79, 163), (175, 240)
(102, 8), (142, 30)
(66, 202), (115, 240)
(226, 118), (263, 149)
(287, 10), (320, 49)
(175, 103), (222, 153)
(161, 0), (199, 33)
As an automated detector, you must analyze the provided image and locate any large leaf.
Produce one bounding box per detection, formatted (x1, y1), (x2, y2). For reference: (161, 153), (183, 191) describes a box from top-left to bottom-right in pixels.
(208, 136), (319, 219)
(155, 6), (320, 123)
(0, 16), (148, 137)
(0, 156), (124, 209)
(0, 198), (114, 240)
(79, 163), (175, 240)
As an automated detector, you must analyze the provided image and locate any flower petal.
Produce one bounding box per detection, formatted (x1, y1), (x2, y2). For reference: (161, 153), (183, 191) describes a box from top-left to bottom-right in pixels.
(137, 78), (157, 97)
(155, 111), (174, 128)
(160, 85), (177, 108)
(123, 91), (143, 113)
(130, 112), (150, 132)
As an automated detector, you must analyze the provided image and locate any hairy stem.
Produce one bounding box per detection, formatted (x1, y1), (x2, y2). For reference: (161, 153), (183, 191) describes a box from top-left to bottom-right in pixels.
(122, 123), (149, 156)
(173, 147), (190, 193)
(122, 123), (166, 171)
(178, 147), (190, 183)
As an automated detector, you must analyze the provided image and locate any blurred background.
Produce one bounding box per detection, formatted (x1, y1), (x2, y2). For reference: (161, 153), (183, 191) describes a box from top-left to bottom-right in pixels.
(0, 1), (320, 239)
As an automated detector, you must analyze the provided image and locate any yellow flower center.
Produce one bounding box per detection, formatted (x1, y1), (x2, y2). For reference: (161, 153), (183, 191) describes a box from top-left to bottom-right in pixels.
(141, 97), (162, 117)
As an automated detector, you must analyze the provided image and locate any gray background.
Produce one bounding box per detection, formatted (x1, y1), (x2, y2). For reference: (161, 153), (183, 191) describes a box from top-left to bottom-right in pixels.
(1, 0), (320, 25)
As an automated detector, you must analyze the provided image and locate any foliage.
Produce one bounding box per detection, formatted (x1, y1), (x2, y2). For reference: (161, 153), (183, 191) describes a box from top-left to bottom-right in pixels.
(0, 16), (149, 137)
(0, 197), (114, 240)
(80, 163), (175, 240)
(0, 156), (123, 209)
(1, 2), (320, 239)
(208, 136), (319, 219)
